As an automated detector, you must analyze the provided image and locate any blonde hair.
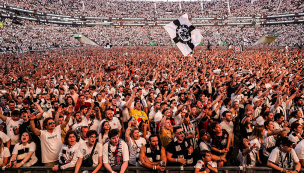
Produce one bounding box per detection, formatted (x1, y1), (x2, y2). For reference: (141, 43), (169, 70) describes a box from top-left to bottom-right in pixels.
(130, 127), (139, 147)
(0, 138), (3, 155)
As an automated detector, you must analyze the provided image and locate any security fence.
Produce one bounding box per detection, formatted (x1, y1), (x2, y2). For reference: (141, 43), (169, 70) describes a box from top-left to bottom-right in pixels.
(2, 166), (304, 173)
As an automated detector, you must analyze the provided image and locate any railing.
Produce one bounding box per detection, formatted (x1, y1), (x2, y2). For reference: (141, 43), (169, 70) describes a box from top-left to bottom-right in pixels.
(2, 166), (304, 173)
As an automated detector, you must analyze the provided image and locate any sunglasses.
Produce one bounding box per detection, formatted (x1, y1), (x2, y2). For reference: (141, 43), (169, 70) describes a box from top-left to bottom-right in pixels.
(176, 131), (184, 135)
(48, 121), (56, 125)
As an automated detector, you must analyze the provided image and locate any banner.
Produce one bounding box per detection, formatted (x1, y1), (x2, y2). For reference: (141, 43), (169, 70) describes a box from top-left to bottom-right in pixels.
(150, 42), (155, 46)
(164, 14), (202, 56)
(0, 22), (3, 28)
(127, 42), (132, 46)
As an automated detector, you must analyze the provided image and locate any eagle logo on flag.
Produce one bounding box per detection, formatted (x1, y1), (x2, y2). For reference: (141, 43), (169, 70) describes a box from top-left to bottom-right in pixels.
(164, 14), (202, 56)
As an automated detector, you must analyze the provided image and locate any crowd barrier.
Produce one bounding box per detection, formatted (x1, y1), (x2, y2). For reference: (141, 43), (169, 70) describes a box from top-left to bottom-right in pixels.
(2, 166), (304, 173)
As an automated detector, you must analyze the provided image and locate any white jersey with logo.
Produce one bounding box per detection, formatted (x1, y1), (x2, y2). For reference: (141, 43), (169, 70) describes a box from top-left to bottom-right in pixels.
(5, 117), (23, 145)
(39, 125), (62, 163)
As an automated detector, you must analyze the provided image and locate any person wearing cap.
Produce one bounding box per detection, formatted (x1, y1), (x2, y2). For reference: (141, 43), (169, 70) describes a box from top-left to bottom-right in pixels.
(267, 137), (300, 173)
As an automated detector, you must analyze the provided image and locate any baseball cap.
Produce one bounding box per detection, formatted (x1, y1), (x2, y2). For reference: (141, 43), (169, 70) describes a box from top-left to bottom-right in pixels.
(199, 129), (207, 137)
(277, 137), (293, 146)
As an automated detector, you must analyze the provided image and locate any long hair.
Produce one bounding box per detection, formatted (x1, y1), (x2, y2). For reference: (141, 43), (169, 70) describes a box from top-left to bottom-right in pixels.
(64, 130), (79, 146)
(66, 96), (75, 106)
(239, 138), (252, 166)
(19, 132), (33, 145)
(100, 121), (111, 138)
(130, 127), (139, 146)
(0, 138), (3, 155)
(250, 125), (264, 143)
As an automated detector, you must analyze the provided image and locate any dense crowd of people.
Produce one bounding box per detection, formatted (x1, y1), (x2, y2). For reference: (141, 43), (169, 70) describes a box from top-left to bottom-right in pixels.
(1, 18), (304, 52)
(1, 0), (303, 18)
(0, 20), (82, 52)
(0, 46), (303, 173)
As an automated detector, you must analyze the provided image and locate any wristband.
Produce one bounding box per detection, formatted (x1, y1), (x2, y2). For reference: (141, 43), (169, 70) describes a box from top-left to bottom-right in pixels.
(220, 150), (221, 153)
(175, 158), (177, 162)
(249, 147), (251, 150)
(21, 161), (25, 165)
(112, 171), (115, 173)
(295, 170), (299, 173)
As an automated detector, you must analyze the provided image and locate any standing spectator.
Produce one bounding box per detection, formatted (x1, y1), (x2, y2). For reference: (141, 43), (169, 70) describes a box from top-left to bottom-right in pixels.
(125, 127), (146, 166)
(159, 117), (174, 150)
(30, 108), (70, 166)
(288, 122), (302, 148)
(0, 110), (23, 153)
(103, 129), (129, 173)
(97, 109), (122, 136)
(6, 132), (37, 168)
(139, 134), (166, 171)
(267, 137), (301, 173)
(79, 126), (89, 144)
(194, 150), (218, 173)
(166, 126), (195, 166)
(295, 139), (304, 167)
(210, 121), (230, 167)
(0, 129), (11, 149)
(74, 130), (103, 173)
(0, 138), (10, 167)
(238, 138), (257, 167)
(52, 131), (79, 171)
(98, 121), (111, 145)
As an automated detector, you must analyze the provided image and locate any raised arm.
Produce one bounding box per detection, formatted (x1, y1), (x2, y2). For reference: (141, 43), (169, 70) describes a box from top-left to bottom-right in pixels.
(0, 109), (7, 121)
(29, 114), (41, 136)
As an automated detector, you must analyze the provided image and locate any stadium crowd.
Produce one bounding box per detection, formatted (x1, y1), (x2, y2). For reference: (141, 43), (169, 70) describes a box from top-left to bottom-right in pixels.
(1, 0), (303, 18)
(0, 46), (303, 173)
(1, 19), (304, 52)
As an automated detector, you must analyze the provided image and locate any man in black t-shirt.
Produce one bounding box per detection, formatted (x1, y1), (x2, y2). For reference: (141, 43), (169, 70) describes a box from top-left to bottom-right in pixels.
(166, 126), (196, 167)
(210, 121), (230, 167)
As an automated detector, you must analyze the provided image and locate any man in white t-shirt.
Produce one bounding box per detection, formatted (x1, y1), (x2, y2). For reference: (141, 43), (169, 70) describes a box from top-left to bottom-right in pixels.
(267, 137), (301, 173)
(295, 139), (304, 167)
(97, 109), (122, 136)
(30, 107), (70, 166)
(103, 129), (129, 173)
(75, 130), (103, 173)
(0, 130), (10, 149)
(71, 111), (88, 137)
(220, 111), (234, 147)
(0, 110), (23, 152)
